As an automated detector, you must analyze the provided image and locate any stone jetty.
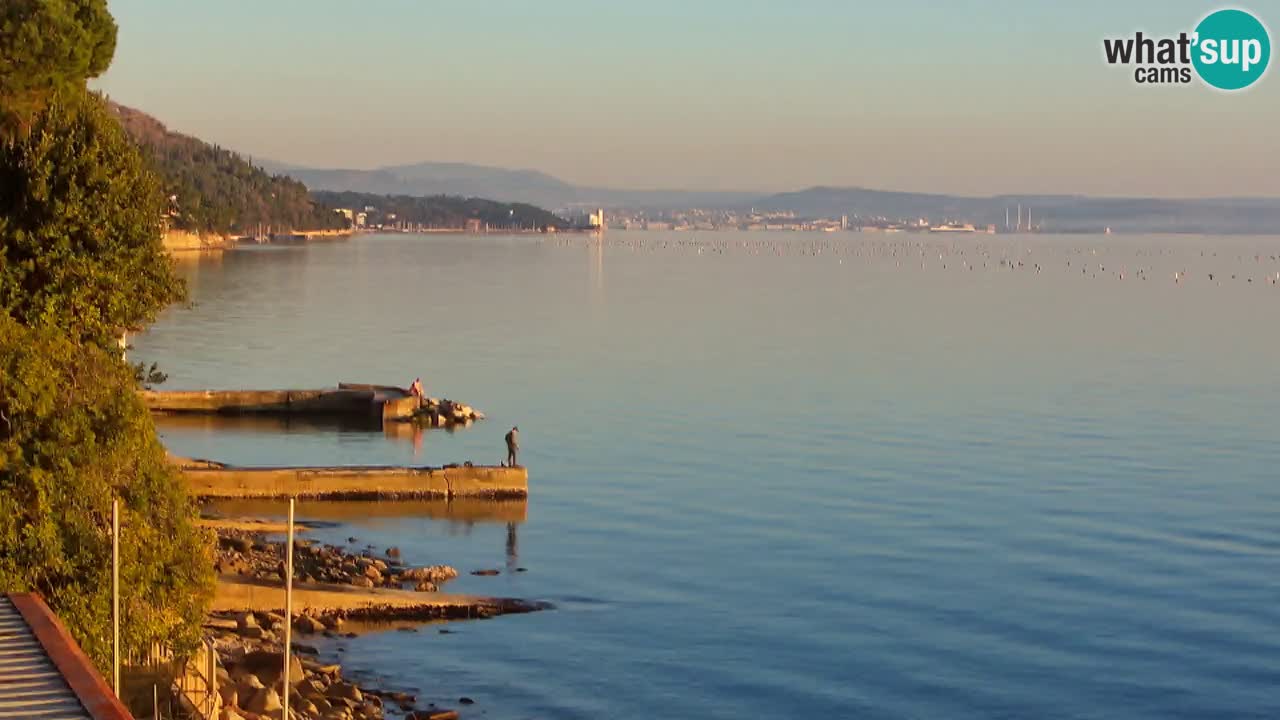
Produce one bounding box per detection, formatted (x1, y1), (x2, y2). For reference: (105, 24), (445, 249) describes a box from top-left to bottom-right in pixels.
(142, 385), (419, 421)
(142, 382), (487, 427)
(175, 457), (528, 500)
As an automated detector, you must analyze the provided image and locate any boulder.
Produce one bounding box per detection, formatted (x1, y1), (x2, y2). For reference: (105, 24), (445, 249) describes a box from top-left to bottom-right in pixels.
(294, 614), (326, 634)
(327, 681), (364, 703)
(409, 710), (459, 720)
(413, 581), (438, 592)
(244, 687), (282, 715)
(217, 683), (238, 709)
(363, 565), (383, 582)
(401, 565), (458, 583)
(235, 650), (304, 688)
(219, 536), (253, 553)
(218, 709), (247, 720)
(350, 576), (375, 588)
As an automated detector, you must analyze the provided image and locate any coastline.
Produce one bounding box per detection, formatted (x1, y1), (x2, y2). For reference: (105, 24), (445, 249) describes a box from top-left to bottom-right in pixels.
(200, 521), (545, 720)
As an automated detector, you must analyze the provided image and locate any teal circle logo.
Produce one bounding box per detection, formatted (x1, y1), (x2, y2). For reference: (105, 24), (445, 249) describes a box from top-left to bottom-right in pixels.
(1192, 9), (1271, 90)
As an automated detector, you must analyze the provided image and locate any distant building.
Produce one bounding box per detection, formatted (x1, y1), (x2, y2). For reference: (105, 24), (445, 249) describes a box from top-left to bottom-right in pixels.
(334, 208), (354, 221)
(588, 209), (605, 229)
(355, 212), (367, 228)
(465, 218), (483, 233)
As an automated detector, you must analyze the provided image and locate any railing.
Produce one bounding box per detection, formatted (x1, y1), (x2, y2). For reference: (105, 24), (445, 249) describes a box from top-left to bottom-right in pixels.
(122, 639), (220, 720)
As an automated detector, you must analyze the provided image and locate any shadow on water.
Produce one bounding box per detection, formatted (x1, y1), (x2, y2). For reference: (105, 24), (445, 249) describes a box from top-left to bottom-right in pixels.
(204, 497), (528, 526)
(154, 412), (385, 435)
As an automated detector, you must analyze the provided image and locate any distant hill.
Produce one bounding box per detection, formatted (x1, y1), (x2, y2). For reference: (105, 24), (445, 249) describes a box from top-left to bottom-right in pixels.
(266, 160), (758, 211)
(752, 186), (1280, 234)
(311, 190), (564, 230)
(110, 103), (348, 236)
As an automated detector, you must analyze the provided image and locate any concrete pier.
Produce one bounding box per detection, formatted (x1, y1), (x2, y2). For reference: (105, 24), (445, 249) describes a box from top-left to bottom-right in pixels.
(142, 386), (419, 421)
(177, 459), (528, 500)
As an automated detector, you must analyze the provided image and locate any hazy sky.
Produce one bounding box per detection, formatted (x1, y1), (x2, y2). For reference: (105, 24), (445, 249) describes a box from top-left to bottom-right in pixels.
(94, 0), (1278, 197)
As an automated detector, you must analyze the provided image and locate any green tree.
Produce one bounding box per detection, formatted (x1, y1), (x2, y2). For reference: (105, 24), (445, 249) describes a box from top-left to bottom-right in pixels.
(0, 0), (116, 131)
(0, 90), (186, 348)
(0, 313), (215, 668)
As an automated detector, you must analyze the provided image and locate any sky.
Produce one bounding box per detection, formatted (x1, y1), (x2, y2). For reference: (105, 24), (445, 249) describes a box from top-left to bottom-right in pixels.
(94, 0), (1280, 197)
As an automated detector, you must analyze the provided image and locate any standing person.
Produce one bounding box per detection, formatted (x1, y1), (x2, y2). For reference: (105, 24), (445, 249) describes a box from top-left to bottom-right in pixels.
(505, 426), (520, 467)
(408, 377), (424, 409)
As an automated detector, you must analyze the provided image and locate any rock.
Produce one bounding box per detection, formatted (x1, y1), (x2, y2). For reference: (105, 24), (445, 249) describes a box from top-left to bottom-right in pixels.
(294, 643), (319, 655)
(408, 710), (458, 720)
(219, 709), (247, 720)
(235, 649), (304, 687)
(363, 565), (383, 582)
(204, 616), (238, 631)
(301, 660), (342, 677)
(236, 611), (258, 629)
(385, 547), (400, 558)
(244, 687), (282, 715)
(350, 576), (374, 588)
(321, 615), (344, 630)
(217, 683), (238, 709)
(294, 614), (326, 634)
(401, 565), (458, 583)
(413, 581), (437, 592)
(327, 681), (363, 703)
(238, 625), (264, 640)
(470, 569), (500, 576)
(219, 536), (253, 553)
(458, 697), (475, 705)
(371, 558), (388, 572)
(265, 612), (286, 627)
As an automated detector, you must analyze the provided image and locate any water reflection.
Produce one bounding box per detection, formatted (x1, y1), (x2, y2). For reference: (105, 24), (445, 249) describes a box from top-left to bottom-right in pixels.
(205, 497), (528, 526)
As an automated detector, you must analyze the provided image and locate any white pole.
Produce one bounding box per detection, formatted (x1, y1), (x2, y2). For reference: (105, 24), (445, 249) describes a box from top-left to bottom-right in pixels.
(112, 499), (120, 695)
(282, 498), (294, 717)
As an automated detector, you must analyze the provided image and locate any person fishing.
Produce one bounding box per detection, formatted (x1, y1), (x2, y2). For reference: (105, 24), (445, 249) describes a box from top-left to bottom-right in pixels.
(505, 426), (520, 467)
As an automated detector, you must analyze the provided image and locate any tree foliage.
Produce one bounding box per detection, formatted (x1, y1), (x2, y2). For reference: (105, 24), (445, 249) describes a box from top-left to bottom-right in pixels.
(0, 0), (116, 130)
(313, 190), (566, 230)
(0, 90), (186, 347)
(0, 1), (213, 678)
(0, 313), (215, 669)
(111, 103), (351, 236)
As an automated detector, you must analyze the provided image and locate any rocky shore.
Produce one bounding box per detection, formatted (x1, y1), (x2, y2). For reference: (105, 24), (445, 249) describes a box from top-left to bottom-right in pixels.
(401, 398), (485, 428)
(206, 526), (542, 720)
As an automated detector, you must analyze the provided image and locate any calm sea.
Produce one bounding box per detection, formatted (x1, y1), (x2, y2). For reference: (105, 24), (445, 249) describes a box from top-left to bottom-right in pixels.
(137, 232), (1280, 720)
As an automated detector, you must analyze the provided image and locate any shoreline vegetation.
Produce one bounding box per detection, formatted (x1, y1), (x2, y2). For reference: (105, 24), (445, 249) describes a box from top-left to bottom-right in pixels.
(0, 6), (553, 718)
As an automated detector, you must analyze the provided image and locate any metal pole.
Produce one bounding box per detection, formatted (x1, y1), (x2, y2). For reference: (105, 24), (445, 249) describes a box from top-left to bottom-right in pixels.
(112, 499), (120, 695)
(208, 638), (217, 717)
(282, 498), (294, 717)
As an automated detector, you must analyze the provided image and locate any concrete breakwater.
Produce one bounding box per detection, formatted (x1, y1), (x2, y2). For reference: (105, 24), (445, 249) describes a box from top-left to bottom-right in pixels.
(143, 383), (485, 427)
(142, 385), (420, 421)
(177, 459), (528, 500)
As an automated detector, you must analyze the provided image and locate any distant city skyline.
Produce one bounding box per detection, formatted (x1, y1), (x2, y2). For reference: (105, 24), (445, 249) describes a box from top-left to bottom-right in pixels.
(95, 0), (1279, 198)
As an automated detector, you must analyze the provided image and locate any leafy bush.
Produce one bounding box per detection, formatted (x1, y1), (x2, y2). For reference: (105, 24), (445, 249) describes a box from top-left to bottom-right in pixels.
(0, 313), (215, 670)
